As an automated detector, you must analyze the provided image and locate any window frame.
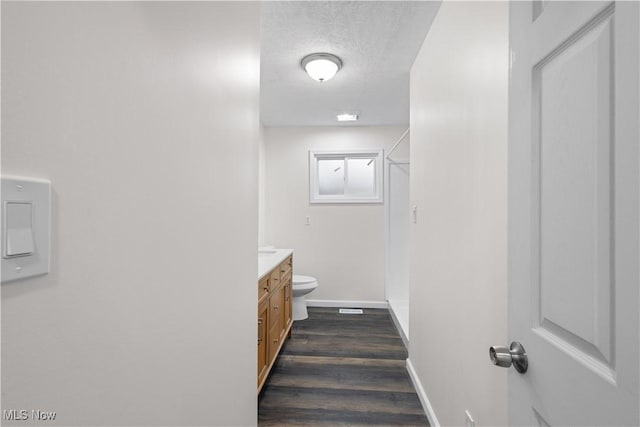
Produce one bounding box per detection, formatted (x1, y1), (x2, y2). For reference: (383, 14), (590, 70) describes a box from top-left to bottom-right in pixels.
(309, 149), (384, 204)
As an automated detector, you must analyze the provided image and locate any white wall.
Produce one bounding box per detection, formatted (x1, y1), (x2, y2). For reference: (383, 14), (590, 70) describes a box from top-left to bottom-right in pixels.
(1, 3), (260, 426)
(263, 126), (405, 303)
(259, 123), (267, 246)
(408, 2), (508, 426)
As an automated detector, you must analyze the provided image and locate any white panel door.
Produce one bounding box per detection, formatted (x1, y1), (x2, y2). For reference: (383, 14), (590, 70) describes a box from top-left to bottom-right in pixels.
(386, 161), (410, 336)
(508, 1), (639, 425)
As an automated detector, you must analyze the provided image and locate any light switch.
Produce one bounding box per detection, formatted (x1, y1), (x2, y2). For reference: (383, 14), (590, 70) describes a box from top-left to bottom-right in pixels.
(5, 202), (35, 257)
(1, 176), (51, 283)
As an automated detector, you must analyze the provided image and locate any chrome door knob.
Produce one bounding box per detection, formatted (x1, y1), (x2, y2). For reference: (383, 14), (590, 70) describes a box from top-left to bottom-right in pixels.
(490, 345), (513, 367)
(489, 341), (528, 374)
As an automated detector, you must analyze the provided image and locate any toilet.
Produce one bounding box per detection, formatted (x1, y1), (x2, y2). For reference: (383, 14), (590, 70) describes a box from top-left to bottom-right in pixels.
(292, 275), (318, 321)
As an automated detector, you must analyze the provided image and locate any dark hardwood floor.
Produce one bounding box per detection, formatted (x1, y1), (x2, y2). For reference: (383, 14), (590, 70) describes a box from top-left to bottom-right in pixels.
(258, 307), (429, 426)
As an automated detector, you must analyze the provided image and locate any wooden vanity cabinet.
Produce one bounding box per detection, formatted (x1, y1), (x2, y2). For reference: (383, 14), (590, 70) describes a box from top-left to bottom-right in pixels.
(258, 255), (293, 393)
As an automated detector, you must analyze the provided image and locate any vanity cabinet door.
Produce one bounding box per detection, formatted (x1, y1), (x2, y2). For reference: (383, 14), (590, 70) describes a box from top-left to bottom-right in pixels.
(269, 285), (285, 363)
(269, 286), (283, 330)
(282, 279), (292, 337)
(268, 320), (281, 363)
(257, 299), (269, 386)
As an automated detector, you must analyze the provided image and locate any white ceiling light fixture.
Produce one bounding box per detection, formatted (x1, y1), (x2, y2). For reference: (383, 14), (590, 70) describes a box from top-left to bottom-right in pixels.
(337, 113), (359, 122)
(301, 53), (342, 82)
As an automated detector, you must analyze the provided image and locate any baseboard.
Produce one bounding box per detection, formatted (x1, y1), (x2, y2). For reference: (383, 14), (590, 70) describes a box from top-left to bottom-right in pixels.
(388, 303), (409, 348)
(305, 299), (389, 309)
(406, 358), (440, 427)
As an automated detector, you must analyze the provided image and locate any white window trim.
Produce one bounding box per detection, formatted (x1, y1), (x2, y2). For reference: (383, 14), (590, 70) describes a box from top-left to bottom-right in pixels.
(309, 149), (384, 204)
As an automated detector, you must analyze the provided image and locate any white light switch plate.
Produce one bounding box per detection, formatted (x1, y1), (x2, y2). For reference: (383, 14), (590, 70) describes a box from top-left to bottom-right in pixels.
(2, 176), (51, 283)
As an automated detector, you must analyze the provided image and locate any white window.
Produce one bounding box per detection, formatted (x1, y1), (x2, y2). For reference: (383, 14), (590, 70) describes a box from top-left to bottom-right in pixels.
(309, 149), (384, 204)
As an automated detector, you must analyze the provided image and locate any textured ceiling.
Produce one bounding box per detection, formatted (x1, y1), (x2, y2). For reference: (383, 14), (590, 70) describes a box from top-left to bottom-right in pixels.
(260, 1), (441, 127)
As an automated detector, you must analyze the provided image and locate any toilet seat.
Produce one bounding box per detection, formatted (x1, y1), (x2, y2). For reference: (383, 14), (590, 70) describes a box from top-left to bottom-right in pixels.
(293, 282), (318, 292)
(293, 275), (316, 285)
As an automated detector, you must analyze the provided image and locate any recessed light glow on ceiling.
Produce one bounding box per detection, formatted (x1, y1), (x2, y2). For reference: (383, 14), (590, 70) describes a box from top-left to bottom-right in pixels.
(301, 53), (342, 82)
(336, 113), (359, 122)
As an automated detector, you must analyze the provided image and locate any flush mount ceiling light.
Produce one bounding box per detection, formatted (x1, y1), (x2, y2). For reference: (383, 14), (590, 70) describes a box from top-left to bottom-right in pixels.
(301, 53), (342, 82)
(336, 113), (359, 122)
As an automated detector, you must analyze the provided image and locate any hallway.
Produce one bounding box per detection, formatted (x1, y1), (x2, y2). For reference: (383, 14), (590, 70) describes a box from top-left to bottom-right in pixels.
(258, 307), (428, 426)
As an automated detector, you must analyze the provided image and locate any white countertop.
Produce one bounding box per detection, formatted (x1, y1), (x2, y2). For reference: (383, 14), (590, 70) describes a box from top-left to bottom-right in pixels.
(258, 248), (293, 280)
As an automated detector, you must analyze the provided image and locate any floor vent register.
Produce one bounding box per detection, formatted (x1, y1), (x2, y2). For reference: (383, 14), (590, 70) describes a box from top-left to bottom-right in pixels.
(339, 308), (364, 315)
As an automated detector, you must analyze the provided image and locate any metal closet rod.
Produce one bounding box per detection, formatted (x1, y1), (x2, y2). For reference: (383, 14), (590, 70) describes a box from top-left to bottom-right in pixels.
(386, 127), (410, 160)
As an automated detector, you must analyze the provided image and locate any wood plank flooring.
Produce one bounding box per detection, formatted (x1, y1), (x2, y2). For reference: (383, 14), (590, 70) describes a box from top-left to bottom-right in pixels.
(258, 307), (429, 426)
